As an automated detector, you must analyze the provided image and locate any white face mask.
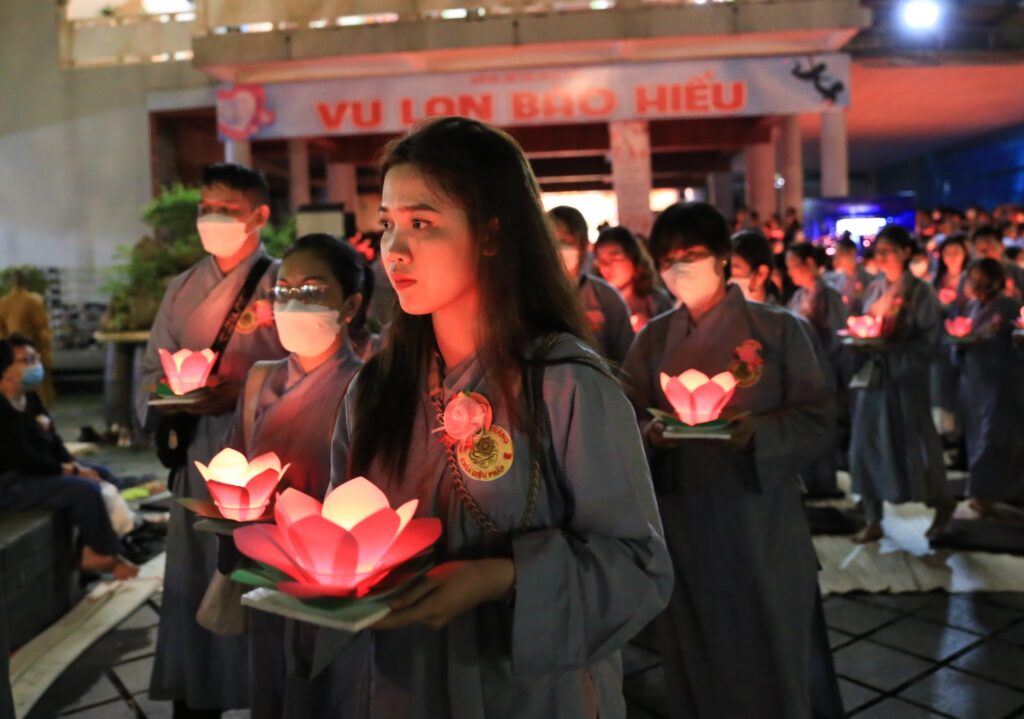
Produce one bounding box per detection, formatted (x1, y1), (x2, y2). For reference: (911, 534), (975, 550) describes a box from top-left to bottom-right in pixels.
(661, 256), (721, 308)
(909, 259), (930, 279)
(197, 213), (253, 258)
(729, 275), (755, 301)
(559, 246), (581, 276)
(273, 300), (342, 358)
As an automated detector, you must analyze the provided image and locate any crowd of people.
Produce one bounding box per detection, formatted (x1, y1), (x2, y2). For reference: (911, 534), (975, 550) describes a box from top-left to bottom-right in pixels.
(1, 116), (1023, 718)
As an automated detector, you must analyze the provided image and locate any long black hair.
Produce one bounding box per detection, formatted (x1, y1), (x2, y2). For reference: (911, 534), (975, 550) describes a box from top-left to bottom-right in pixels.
(349, 117), (588, 477)
(282, 233), (373, 334)
(594, 225), (660, 298)
(731, 230), (780, 301)
(933, 234), (968, 289)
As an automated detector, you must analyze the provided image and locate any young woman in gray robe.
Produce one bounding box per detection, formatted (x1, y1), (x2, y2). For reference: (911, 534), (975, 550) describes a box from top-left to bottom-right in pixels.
(930, 235), (970, 439)
(549, 205), (636, 363)
(623, 202), (839, 719)
(846, 224), (954, 544)
(134, 164), (287, 714)
(221, 235), (371, 718)
(325, 117), (672, 719)
(785, 243), (849, 497)
(955, 259), (1024, 511)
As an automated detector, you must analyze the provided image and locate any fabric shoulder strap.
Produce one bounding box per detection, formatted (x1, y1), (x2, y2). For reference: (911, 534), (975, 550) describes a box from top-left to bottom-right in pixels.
(210, 255), (273, 374)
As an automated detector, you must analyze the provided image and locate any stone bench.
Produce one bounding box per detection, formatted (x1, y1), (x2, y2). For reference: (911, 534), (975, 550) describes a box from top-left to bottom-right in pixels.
(0, 511), (80, 650)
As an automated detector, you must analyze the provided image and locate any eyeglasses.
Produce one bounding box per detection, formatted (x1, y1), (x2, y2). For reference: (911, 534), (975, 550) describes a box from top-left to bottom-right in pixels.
(271, 285), (327, 304)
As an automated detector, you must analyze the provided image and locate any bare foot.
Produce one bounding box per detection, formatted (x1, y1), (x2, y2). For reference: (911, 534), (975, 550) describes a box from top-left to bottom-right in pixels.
(852, 522), (883, 544)
(81, 547), (139, 579)
(925, 503), (956, 541)
(967, 498), (994, 518)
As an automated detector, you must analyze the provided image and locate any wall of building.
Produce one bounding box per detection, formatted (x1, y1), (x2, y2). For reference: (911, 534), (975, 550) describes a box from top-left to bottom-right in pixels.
(876, 124), (1024, 211)
(0, 0), (212, 303)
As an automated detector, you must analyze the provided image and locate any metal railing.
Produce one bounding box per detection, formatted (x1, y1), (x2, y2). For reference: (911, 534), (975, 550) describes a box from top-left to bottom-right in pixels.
(60, 11), (196, 68)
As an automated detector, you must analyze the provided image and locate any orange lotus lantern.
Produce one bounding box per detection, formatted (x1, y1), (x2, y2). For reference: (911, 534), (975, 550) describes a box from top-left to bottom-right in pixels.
(234, 480), (442, 598)
(195, 449), (289, 521)
(660, 370), (738, 426)
(945, 317), (973, 338)
(846, 315), (883, 339)
(937, 287), (958, 305)
(159, 348), (217, 395)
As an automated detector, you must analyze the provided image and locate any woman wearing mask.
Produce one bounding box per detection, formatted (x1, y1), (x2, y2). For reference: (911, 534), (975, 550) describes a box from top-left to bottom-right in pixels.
(847, 225), (954, 544)
(729, 230), (782, 304)
(623, 202), (839, 719)
(325, 117), (671, 718)
(930, 235), (969, 439)
(956, 259), (1024, 515)
(548, 205), (635, 363)
(593, 225), (674, 332)
(786, 243), (848, 496)
(222, 233), (372, 718)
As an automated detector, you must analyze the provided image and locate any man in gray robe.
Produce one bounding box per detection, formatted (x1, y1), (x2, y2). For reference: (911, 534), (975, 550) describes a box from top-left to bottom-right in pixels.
(135, 164), (286, 714)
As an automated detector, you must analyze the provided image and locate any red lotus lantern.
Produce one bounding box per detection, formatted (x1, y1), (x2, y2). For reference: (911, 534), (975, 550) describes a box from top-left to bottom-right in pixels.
(660, 370), (738, 426)
(159, 348), (217, 395)
(846, 315), (883, 339)
(195, 448), (289, 521)
(234, 480), (442, 598)
(937, 287), (957, 305)
(945, 317), (973, 338)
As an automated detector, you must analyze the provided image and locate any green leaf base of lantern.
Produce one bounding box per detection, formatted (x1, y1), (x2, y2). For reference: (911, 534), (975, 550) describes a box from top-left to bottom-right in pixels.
(647, 408), (732, 440)
(234, 555), (434, 633)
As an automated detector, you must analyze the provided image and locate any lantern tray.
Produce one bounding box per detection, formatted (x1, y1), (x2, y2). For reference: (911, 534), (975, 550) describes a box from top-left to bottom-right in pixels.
(148, 380), (208, 407)
(943, 334), (979, 346)
(648, 408), (732, 440)
(177, 497), (275, 533)
(234, 555), (434, 633)
(838, 332), (888, 349)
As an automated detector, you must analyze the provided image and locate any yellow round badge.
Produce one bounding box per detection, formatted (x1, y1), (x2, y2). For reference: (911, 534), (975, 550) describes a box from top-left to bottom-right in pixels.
(457, 425), (514, 482)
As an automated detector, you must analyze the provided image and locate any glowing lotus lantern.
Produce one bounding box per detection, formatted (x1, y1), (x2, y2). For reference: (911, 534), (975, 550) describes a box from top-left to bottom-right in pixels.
(159, 348), (217, 395)
(195, 448), (289, 521)
(945, 317), (973, 338)
(1017, 307), (1024, 329)
(234, 480), (442, 598)
(846, 315), (883, 339)
(937, 287), (958, 305)
(660, 370), (738, 426)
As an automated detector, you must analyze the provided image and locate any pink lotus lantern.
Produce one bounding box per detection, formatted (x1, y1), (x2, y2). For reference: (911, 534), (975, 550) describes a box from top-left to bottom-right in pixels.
(1016, 307), (1024, 329)
(847, 315), (883, 339)
(195, 449), (289, 521)
(159, 348), (217, 395)
(945, 317), (973, 338)
(234, 480), (442, 598)
(660, 370), (738, 426)
(938, 287), (958, 305)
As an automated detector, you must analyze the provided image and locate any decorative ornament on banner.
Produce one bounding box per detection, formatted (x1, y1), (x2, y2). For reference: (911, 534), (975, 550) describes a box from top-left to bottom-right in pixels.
(215, 54), (851, 141)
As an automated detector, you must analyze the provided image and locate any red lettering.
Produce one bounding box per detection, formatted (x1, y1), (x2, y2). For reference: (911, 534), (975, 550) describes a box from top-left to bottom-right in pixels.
(543, 90), (575, 119)
(685, 80), (710, 112)
(400, 98), (417, 126)
(635, 85), (668, 115)
(315, 102), (348, 131)
(351, 100), (381, 129)
(424, 95), (457, 117)
(578, 88), (616, 117)
(512, 92), (540, 121)
(713, 81), (746, 111)
(458, 93), (494, 121)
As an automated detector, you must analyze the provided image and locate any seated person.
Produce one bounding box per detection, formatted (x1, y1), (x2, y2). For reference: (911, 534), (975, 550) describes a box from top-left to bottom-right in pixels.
(0, 335), (138, 579)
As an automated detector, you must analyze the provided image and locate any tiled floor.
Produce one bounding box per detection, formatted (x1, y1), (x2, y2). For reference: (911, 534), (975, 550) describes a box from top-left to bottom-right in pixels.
(624, 590), (1024, 719)
(22, 391), (1024, 718)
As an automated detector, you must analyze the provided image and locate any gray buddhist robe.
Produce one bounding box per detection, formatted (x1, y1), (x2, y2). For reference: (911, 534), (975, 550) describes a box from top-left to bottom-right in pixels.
(787, 278), (848, 495)
(223, 344), (367, 719)
(329, 334), (672, 719)
(135, 247), (287, 709)
(824, 265), (874, 314)
(930, 273), (968, 416)
(622, 285), (831, 719)
(848, 273), (948, 507)
(956, 295), (1024, 500)
(579, 273), (634, 364)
